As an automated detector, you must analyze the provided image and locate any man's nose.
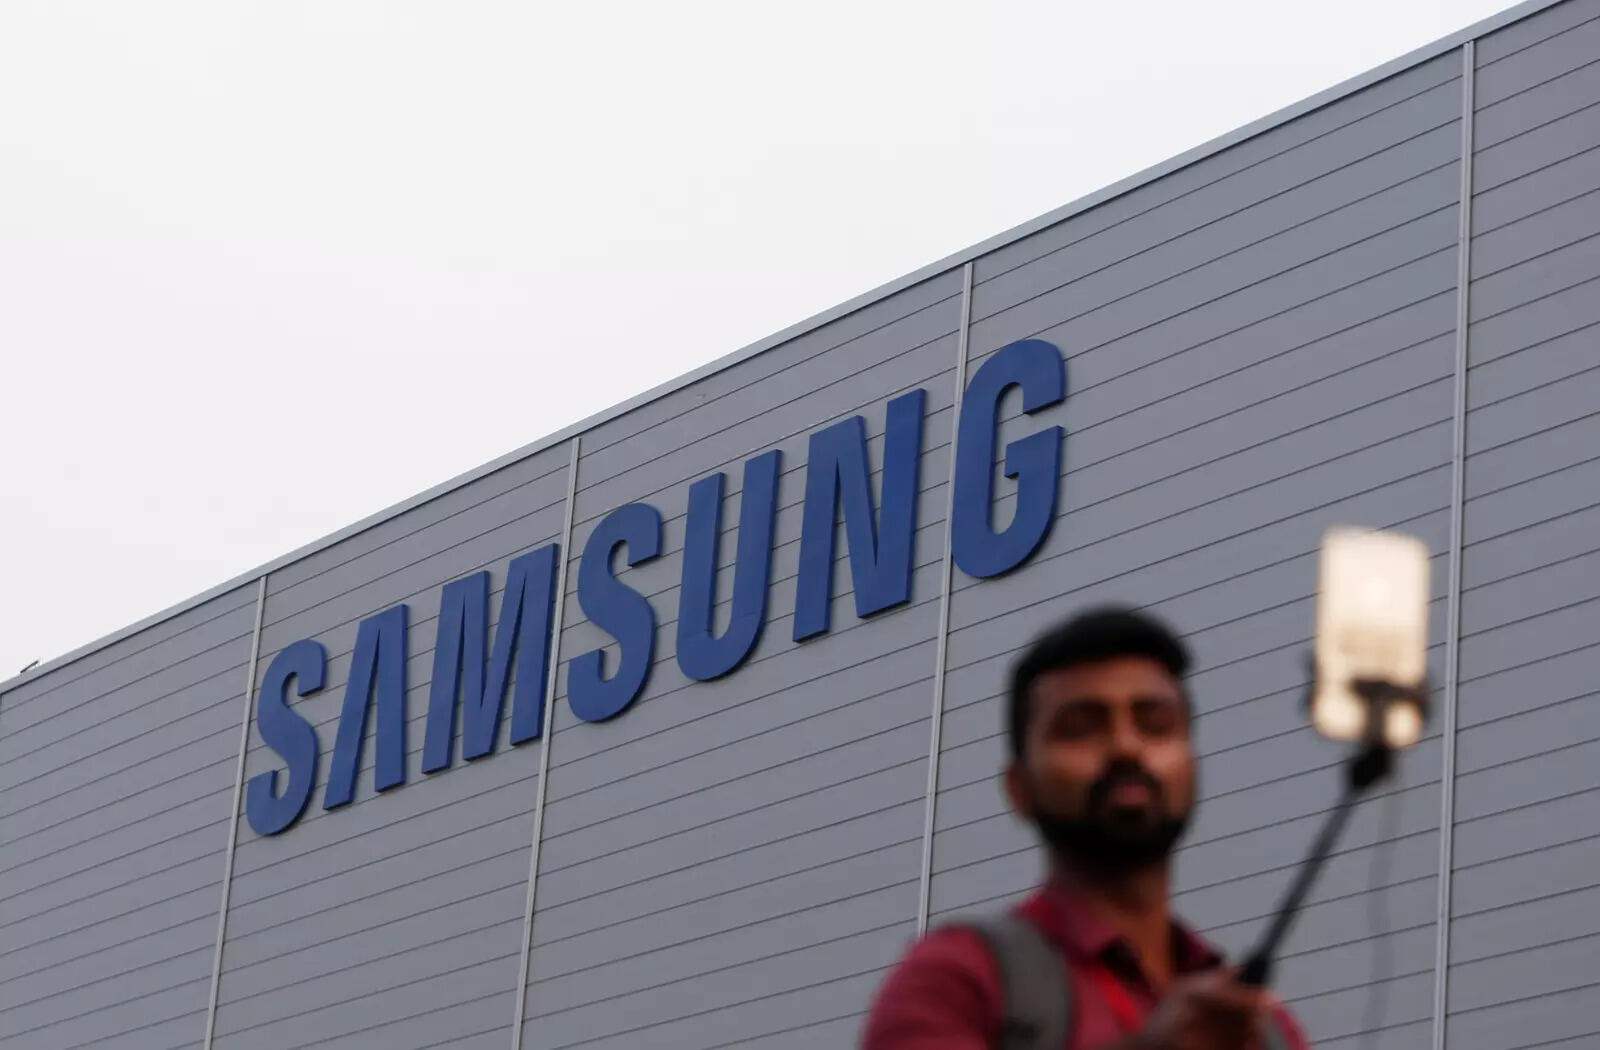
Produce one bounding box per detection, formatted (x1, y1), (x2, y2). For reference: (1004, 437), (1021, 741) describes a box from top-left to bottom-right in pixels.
(1109, 711), (1143, 758)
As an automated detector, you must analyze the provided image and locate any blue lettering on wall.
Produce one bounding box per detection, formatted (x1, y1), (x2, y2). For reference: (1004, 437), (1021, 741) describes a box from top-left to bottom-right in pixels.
(793, 388), (926, 641)
(568, 502), (663, 722)
(421, 544), (561, 774)
(951, 339), (1066, 579)
(245, 638), (327, 836)
(243, 341), (1071, 832)
(323, 604), (410, 809)
(678, 449), (782, 681)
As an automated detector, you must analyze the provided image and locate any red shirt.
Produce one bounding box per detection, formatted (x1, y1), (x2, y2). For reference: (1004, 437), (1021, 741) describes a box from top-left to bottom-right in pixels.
(860, 884), (1310, 1049)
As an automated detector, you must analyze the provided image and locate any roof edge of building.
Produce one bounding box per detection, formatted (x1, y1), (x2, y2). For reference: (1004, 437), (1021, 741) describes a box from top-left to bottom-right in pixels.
(1, 0), (1561, 698)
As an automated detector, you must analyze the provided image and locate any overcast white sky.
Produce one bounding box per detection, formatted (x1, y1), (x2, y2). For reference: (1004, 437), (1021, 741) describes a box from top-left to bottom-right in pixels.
(1, 0), (1510, 678)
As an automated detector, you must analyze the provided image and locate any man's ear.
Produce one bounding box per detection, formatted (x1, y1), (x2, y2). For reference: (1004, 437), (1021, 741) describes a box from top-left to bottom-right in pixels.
(1003, 761), (1034, 823)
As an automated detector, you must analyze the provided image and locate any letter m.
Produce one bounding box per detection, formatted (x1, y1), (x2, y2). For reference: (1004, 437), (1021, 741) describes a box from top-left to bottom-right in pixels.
(422, 544), (560, 773)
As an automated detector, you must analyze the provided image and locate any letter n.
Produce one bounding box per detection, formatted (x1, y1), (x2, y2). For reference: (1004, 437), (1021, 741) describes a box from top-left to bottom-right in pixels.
(793, 388), (925, 641)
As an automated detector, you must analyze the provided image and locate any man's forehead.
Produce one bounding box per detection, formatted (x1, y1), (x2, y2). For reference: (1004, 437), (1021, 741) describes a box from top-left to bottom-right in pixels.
(1030, 655), (1185, 702)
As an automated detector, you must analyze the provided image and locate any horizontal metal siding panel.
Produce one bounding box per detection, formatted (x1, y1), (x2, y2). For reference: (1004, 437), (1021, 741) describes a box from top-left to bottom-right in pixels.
(538, 718), (928, 909)
(1451, 885), (1600, 965)
(1460, 500), (1600, 591)
(263, 453), (567, 595)
(525, 925), (907, 1050)
(971, 118), (1460, 328)
(1054, 288), (1455, 451)
(1455, 635), (1600, 729)
(0, 585), (255, 719)
(1444, 982), (1600, 1050)
(1455, 738), (1600, 827)
(1468, 327), (1600, 418)
(1460, 455), (1600, 547)
(223, 959), (517, 1050)
(1476, 0), (1600, 65)
(1457, 691), (1600, 776)
(1310, 1021), (1434, 1050)
(1477, 3), (1600, 107)
(538, 971), (885, 1050)
(535, 689), (930, 908)
(218, 455), (569, 1050)
(1477, 47), (1600, 151)
(971, 208), (1458, 401)
(0, 687), (237, 833)
(971, 54), (1460, 283)
(1463, 405), (1600, 503)
(530, 837), (917, 975)
(1474, 144), (1600, 236)
(0, 601), (254, 757)
(1449, 932), (1600, 1014)
(215, 923), (522, 1043)
(1457, 596), (1600, 683)
(1470, 191), (1600, 283)
(1467, 272), (1600, 371)
(0, 586), (253, 1050)
(527, 873), (909, 1006)
(1459, 543), (1600, 636)
(572, 328), (960, 528)
(1469, 230), (1600, 324)
(1474, 99), (1600, 199)
(576, 271), (962, 458)
(541, 649), (936, 845)
(1455, 827), (1600, 915)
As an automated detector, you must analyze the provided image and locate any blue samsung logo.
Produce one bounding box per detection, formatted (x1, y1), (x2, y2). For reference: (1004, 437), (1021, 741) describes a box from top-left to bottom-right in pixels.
(245, 339), (1066, 836)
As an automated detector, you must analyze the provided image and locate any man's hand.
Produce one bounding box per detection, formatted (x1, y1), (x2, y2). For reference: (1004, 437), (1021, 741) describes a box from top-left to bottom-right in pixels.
(1127, 967), (1273, 1050)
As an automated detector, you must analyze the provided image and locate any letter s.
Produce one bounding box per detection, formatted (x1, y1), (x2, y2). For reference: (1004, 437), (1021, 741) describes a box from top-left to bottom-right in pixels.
(568, 503), (663, 723)
(245, 639), (326, 836)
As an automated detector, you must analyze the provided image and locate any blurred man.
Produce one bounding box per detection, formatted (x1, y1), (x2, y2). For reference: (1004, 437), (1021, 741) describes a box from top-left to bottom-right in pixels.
(861, 606), (1309, 1049)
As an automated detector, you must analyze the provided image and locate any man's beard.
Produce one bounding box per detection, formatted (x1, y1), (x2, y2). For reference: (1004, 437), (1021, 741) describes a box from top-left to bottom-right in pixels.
(1030, 759), (1192, 871)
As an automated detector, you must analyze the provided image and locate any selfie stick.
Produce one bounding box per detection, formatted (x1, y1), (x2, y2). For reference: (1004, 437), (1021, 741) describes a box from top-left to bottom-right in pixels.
(1238, 677), (1421, 987)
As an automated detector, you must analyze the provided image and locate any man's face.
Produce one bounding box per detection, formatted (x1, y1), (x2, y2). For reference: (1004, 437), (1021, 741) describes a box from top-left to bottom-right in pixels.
(1006, 655), (1197, 870)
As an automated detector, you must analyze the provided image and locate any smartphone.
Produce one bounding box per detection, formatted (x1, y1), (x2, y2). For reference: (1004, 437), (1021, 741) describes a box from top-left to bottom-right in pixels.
(1312, 526), (1430, 745)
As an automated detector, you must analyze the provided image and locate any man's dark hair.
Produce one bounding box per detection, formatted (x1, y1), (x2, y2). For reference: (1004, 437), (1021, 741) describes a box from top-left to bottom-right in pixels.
(1006, 605), (1192, 760)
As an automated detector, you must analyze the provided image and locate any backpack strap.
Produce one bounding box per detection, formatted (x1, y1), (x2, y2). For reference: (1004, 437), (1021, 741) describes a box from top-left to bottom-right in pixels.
(956, 914), (1072, 1050)
(950, 914), (1294, 1050)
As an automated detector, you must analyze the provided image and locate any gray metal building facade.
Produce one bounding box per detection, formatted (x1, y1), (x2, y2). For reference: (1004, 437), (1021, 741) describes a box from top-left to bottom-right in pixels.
(4, 0), (1599, 1046)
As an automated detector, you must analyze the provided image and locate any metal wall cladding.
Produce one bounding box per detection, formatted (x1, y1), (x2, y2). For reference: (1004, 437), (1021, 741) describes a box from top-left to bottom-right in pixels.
(0, 586), (258, 1050)
(215, 444), (571, 1050)
(1446, 2), (1600, 1048)
(5, 2), (1600, 1049)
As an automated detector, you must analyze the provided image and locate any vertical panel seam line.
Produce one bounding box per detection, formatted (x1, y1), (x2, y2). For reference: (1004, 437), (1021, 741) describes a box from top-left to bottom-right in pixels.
(917, 262), (974, 935)
(202, 573), (268, 1050)
(511, 434), (582, 1050)
(1432, 37), (1473, 1050)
